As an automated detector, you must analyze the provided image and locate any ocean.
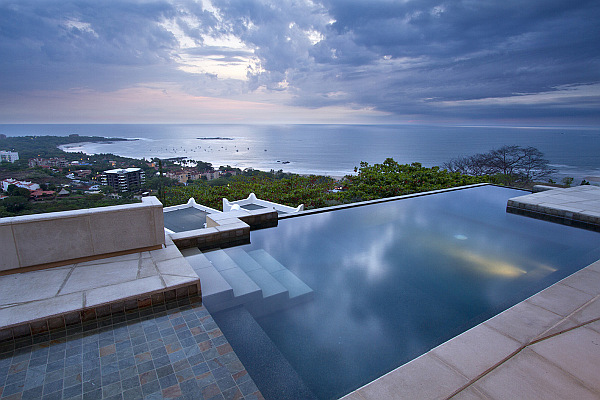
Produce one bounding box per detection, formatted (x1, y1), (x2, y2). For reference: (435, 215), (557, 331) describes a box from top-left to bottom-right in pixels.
(1, 124), (598, 181)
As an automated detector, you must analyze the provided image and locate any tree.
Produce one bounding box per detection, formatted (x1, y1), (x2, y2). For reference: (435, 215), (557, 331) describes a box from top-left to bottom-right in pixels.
(4, 196), (28, 212)
(195, 161), (212, 172)
(443, 146), (555, 185)
(7, 184), (31, 198)
(562, 177), (574, 187)
(342, 158), (488, 201)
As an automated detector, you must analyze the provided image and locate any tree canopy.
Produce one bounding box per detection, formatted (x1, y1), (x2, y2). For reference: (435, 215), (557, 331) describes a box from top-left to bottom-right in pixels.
(443, 146), (555, 185)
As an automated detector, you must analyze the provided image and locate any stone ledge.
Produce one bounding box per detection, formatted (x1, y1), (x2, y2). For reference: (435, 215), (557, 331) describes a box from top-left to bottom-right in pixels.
(507, 186), (600, 232)
(0, 284), (199, 342)
(0, 196), (165, 273)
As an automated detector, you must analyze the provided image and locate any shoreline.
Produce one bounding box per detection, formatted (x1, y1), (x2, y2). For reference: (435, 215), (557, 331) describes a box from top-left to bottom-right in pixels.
(59, 141), (355, 179)
(59, 138), (599, 185)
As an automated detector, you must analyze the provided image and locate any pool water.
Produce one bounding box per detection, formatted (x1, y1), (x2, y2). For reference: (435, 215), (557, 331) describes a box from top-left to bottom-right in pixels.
(163, 207), (209, 232)
(214, 186), (600, 399)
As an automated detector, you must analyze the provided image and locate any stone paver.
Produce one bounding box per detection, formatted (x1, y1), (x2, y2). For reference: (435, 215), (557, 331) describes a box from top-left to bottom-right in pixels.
(0, 268), (71, 304)
(530, 325), (600, 393)
(473, 348), (599, 400)
(0, 241), (200, 339)
(507, 185), (600, 231)
(59, 260), (140, 294)
(483, 300), (563, 345)
(354, 353), (469, 400)
(431, 324), (520, 380)
(0, 298), (263, 400)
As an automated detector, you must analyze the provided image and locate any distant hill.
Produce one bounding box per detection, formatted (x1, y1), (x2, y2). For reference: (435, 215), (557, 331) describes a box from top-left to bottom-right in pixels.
(0, 135), (128, 159)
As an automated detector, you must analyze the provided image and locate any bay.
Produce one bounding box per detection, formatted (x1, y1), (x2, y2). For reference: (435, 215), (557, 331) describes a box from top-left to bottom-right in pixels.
(1, 124), (598, 180)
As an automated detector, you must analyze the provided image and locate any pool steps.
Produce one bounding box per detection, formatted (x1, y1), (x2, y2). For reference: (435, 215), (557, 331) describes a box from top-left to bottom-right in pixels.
(247, 249), (314, 301)
(182, 247), (313, 315)
(180, 248), (233, 307)
(212, 306), (318, 400)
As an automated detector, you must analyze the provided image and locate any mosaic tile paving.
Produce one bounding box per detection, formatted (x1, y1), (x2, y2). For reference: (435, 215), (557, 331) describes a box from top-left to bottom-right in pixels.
(0, 297), (263, 400)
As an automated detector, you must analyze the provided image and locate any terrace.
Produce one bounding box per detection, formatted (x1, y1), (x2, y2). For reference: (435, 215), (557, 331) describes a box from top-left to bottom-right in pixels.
(0, 185), (599, 399)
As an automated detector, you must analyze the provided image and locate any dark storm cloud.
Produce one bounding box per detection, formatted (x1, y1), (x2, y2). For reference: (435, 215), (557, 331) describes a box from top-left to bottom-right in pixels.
(294, 0), (600, 121)
(212, 0), (600, 121)
(0, 0), (598, 123)
(0, 0), (182, 92)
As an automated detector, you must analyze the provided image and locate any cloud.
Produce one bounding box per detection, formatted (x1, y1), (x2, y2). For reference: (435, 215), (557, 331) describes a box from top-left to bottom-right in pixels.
(0, 0), (598, 124)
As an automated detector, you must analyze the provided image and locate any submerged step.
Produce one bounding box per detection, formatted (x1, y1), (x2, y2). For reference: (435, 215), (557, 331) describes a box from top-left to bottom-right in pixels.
(247, 249), (285, 273)
(203, 249), (262, 303)
(246, 269), (288, 299)
(225, 248), (288, 299)
(183, 250), (233, 306)
(248, 249), (313, 299)
(271, 269), (313, 299)
(224, 247), (263, 273)
(211, 306), (318, 400)
(203, 249), (239, 272)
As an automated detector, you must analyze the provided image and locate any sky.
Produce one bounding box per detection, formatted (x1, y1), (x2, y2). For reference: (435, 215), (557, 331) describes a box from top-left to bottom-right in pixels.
(0, 0), (598, 125)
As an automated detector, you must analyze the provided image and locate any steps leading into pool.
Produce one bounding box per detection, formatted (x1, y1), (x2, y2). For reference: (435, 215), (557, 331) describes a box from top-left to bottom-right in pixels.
(211, 306), (318, 400)
(182, 247), (314, 315)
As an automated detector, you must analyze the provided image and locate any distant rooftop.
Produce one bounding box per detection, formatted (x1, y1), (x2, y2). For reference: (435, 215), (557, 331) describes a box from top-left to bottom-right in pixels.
(104, 167), (142, 174)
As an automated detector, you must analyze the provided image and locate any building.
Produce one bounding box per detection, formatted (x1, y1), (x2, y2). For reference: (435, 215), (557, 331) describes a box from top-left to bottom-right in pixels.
(72, 169), (92, 178)
(29, 189), (56, 199)
(165, 169), (203, 184)
(101, 168), (145, 192)
(202, 170), (222, 180)
(28, 157), (68, 168)
(0, 151), (19, 163)
(1, 178), (40, 192)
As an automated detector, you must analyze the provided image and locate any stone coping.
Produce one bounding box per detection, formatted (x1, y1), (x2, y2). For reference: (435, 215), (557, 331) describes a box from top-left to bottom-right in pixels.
(169, 207), (277, 251)
(0, 236), (200, 342)
(280, 183), (492, 220)
(223, 192), (304, 214)
(507, 185), (600, 231)
(340, 258), (600, 399)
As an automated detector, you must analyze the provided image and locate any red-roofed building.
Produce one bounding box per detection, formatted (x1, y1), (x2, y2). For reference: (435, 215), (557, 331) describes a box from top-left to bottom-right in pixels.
(30, 189), (56, 199)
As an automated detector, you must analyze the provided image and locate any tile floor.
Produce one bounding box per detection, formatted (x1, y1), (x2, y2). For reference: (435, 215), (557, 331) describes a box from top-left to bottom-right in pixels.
(0, 297), (262, 400)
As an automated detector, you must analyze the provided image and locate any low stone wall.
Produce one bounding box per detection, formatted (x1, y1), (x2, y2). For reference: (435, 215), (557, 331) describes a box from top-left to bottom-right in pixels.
(0, 196), (165, 273)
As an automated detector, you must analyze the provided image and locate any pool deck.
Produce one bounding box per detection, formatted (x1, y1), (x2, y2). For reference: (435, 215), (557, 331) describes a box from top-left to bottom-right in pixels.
(0, 236), (200, 339)
(0, 236), (263, 400)
(1, 185), (598, 400)
(507, 185), (600, 231)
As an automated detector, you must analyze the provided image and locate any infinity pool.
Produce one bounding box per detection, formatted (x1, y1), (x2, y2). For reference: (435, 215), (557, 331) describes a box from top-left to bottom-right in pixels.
(213, 186), (600, 399)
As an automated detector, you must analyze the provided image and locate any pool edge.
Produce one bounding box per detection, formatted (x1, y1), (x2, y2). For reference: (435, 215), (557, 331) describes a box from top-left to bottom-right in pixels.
(339, 257), (600, 399)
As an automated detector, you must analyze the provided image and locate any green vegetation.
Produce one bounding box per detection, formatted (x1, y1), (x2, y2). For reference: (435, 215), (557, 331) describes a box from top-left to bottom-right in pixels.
(165, 173), (337, 209)
(1, 135), (560, 217)
(341, 159), (489, 202)
(0, 135), (127, 160)
(163, 158), (491, 210)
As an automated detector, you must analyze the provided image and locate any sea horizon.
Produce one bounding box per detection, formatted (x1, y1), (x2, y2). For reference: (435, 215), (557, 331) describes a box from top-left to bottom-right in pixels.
(1, 123), (599, 181)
